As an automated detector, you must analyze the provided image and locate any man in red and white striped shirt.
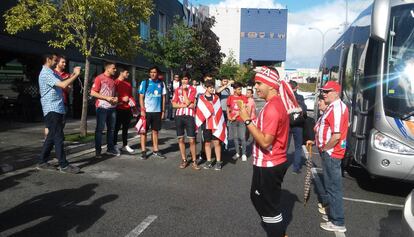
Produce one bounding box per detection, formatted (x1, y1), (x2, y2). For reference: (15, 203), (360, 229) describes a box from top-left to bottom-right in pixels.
(171, 73), (200, 170)
(317, 80), (349, 233)
(239, 66), (298, 237)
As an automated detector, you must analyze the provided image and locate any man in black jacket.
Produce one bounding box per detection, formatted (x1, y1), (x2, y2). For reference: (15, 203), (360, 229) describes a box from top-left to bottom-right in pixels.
(288, 80), (307, 174)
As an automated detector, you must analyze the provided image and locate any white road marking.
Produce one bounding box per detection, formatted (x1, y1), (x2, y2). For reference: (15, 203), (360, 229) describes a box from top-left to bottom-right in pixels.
(125, 215), (158, 237)
(335, 232), (346, 237)
(311, 168), (404, 208)
(342, 197), (403, 208)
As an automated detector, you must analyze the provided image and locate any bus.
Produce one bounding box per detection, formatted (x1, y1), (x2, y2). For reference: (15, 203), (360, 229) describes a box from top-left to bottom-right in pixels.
(316, 0), (414, 181)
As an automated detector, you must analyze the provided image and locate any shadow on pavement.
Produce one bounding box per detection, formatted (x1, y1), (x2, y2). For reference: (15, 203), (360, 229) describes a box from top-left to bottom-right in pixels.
(0, 183), (118, 236)
(346, 166), (413, 197)
(281, 189), (300, 231)
(0, 170), (35, 192)
(379, 209), (402, 237)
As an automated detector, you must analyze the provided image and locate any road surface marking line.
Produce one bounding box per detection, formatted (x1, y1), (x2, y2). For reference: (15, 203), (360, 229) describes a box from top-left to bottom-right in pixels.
(342, 197), (403, 208)
(335, 232), (346, 237)
(312, 168), (403, 208)
(125, 215), (158, 237)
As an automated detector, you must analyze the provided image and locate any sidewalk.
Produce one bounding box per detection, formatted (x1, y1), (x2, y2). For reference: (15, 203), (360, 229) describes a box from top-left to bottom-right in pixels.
(0, 117), (176, 174)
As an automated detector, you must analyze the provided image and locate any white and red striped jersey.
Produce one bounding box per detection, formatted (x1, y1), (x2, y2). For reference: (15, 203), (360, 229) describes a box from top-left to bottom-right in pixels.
(253, 96), (289, 167)
(316, 99), (349, 159)
(195, 94), (228, 145)
(314, 116), (323, 148)
(171, 85), (196, 117)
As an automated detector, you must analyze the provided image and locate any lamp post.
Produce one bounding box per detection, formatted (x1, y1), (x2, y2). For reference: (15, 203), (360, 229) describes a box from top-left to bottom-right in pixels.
(308, 27), (340, 59)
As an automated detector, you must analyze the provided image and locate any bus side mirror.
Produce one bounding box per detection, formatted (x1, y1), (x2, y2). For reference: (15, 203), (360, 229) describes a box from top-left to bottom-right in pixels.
(371, 0), (390, 42)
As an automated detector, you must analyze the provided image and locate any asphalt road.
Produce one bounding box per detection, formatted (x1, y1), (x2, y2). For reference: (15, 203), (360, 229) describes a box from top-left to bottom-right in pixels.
(1, 106), (413, 237)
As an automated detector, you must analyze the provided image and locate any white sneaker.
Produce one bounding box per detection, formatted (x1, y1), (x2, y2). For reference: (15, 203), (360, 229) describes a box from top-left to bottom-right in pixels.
(321, 214), (329, 221)
(122, 145), (135, 154)
(320, 221), (346, 232)
(318, 206), (327, 215)
(241, 154), (247, 161)
(233, 153), (240, 160)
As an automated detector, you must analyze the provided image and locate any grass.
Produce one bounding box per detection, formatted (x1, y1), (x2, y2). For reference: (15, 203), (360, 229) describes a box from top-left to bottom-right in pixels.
(65, 133), (95, 143)
(298, 83), (317, 92)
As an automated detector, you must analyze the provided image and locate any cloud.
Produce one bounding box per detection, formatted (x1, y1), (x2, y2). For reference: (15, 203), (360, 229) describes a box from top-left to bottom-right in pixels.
(208, 0), (373, 68)
(286, 0), (372, 68)
(209, 0), (284, 9)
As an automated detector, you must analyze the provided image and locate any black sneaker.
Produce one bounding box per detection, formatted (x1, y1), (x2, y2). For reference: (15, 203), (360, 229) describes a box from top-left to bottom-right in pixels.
(140, 151), (147, 160)
(203, 160), (213, 169)
(59, 165), (80, 174)
(152, 151), (166, 159)
(106, 149), (120, 156)
(214, 161), (223, 171)
(36, 162), (57, 171)
(196, 156), (204, 165)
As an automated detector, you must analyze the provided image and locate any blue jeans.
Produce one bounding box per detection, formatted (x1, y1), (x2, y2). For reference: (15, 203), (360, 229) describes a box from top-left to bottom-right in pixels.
(40, 112), (69, 168)
(321, 151), (345, 226)
(289, 126), (303, 172)
(95, 108), (116, 154)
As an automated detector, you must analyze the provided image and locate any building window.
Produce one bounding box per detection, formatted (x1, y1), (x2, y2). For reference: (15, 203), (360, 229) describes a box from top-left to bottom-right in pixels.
(158, 12), (166, 36)
(259, 32), (265, 38)
(278, 33), (286, 39)
(248, 32), (257, 38)
(140, 20), (150, 40)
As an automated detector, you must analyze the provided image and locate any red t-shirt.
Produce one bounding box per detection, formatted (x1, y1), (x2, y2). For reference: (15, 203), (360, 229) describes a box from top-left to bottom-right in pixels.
(172, 85), (196, 116)
(114, 79), (133, 110)
(316, 99), (349, 159)
(54, 70), (70, 105)
(91, 73), (116, 109)
(227, 94), (248, 121)
(253, 96), (289, 167)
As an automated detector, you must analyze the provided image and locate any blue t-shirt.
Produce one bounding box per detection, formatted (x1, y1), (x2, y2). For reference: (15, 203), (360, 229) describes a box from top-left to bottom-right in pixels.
(138, 79), (166, 112)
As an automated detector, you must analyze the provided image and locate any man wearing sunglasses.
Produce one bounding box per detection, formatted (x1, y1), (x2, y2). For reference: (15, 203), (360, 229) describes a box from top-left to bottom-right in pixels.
(316, 81), (349, 233)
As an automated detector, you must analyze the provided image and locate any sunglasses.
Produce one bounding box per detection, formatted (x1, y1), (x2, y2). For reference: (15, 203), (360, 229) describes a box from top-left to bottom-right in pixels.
(321, 90), (333, 94)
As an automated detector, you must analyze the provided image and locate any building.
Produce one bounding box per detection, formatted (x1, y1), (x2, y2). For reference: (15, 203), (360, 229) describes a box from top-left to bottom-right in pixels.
(210, 7), (287, 66)
(0, 0), (204, 123)
(284, 68), (319, 83)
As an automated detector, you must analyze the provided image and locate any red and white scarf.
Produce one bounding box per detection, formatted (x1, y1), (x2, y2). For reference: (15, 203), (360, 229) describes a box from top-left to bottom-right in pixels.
(195, 94), (228, 145)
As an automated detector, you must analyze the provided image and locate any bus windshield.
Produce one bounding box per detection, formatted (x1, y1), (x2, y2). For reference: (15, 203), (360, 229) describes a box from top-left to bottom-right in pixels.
(384, 4), (414, 120)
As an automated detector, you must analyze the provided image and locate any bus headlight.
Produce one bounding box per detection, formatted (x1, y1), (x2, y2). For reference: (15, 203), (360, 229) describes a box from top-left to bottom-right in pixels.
(374, 132), (414, 155)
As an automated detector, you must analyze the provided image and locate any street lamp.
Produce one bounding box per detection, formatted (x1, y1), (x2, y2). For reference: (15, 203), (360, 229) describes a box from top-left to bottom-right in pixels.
(308, 27), (340, 59)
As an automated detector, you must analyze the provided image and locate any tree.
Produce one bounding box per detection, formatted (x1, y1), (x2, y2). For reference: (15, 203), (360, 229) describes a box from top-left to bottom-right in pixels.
(141, 17), (205, 79)
(219, 50), (239, 80)
(192, 17), (224, 80)
(4, 0), (153, 136)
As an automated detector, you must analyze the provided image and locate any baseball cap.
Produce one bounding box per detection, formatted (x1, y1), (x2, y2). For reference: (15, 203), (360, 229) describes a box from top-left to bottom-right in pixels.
(321, 81), (341, 93)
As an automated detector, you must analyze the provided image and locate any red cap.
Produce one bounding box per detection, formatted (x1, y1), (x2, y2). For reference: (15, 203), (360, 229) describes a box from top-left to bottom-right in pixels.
(321, 81), (341, 93)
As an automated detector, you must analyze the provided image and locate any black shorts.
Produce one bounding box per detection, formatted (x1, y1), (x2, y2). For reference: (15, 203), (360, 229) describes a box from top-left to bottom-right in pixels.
(146, 112), (162, 132)
(202, 128), (219, 142)
(175, 115), (196, 138)
(250, 162), (288, 224)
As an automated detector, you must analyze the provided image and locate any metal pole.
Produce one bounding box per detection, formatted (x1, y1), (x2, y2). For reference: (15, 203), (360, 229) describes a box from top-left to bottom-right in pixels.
(309, 27), (340, 60)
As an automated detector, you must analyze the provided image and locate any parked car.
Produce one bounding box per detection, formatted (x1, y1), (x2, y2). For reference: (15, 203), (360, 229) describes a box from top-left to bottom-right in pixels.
(297, 89), (315, 111)
(402, 189), (414, 237)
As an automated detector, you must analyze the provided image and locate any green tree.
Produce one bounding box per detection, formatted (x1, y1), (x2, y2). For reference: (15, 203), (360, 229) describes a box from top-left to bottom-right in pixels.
(236, 64), (256, 85)
(4, 0), (153, 136)
(192, 17), (224, 80)
(141, 17), (205, 79)
(219, 50), (239, 80)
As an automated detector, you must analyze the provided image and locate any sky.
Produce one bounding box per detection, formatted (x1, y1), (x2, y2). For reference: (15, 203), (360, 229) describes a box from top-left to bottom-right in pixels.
(192, 0), (373, 68)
